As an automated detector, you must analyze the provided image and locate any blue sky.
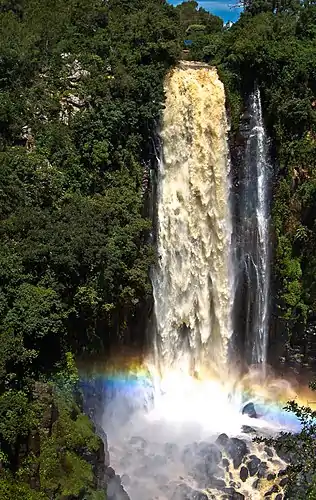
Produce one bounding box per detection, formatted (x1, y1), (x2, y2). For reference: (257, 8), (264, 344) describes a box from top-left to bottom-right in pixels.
(167, 0), (242, 23)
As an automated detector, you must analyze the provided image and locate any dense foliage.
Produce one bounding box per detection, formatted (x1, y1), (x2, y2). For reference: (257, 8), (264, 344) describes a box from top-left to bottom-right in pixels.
(258, 393), (316, 499)
(0, 0), (181, 496)
(2, 0), (316, 497)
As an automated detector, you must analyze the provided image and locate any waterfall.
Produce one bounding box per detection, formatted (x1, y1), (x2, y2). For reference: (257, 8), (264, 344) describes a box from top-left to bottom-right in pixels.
(239, 88), (271, 366)
(152, 62), (233, 376)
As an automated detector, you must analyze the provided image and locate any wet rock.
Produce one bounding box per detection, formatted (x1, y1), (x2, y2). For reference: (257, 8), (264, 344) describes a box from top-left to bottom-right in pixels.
(279, 477), (289, 487)
(241, 425), (257, 434)
(210, 477), (226, 489)
(229, 481), (241, 489)
(252, 479), (260, 489)
(225, 438), (249, 469)
(222, 487), (235, 495)
(232, 493), (245, 500)
(278, 469), (287, 477)
(247, 455), (261, 476)
(217, 433), (229, 447)
(197, 442), (222, 462)
(194, 442), (222, 476)
(264, 484), (279, 496)
(264, 446), (274, 457)
(267, 472), (276, 481)
(172, 483), (208, 500)
(105, 466), (116, 479)
(242, 402), (257, 418)
(107, 475), (130, 500)
(257, 462), (268, 478)
(222, 458), (230, 469)
(240, 466), (248, 482)
(192, 493), (209, 500)
(272, 459), (283, 468)
(222, 489), (245, 500)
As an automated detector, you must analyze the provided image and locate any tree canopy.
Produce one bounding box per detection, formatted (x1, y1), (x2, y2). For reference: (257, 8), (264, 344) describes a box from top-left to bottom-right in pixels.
(1, 0), (316, 497)
(0, 0), (181, 496)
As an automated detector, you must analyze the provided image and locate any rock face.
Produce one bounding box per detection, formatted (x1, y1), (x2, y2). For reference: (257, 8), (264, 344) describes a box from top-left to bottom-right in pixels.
(247, 455), (261, 476)
(104, 432), (290, 500)
(224, 438), (249, 468)
(242, 402), (257, 418)
(240, 466), (249, 482)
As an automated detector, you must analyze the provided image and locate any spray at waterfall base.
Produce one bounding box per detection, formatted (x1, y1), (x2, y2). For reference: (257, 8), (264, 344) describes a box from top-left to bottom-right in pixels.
(80, 354), (314, 499)
(81, 354), (312, 438)
(80, 65), (313, 498)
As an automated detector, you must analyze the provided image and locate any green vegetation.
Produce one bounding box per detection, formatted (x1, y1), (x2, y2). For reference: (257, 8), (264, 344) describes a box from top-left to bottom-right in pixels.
(258, 384), (316, 499)
(0, 0), (181, 496)
(2, 0), (316, 497)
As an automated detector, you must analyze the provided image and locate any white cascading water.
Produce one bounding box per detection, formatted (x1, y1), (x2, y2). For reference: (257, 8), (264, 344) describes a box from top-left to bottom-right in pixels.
(152, 61), (234, 377)
(240, 88), (271, 366)
(91, 66), (302, 500)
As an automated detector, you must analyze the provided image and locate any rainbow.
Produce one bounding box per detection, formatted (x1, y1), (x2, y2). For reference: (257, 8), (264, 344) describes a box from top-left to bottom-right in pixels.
(78, 354), (313, 436)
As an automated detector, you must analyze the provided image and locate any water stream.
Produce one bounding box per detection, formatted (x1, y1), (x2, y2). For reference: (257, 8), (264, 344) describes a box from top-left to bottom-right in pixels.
(81, 65), (306, 500)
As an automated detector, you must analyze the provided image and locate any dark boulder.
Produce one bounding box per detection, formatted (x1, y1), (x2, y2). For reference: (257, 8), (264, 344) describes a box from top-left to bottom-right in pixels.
(264, 484), (279, 496)
(242, 402), (257, 418)
(225, 438), (249, 469)
(241, 425), (257, 434)
(105, 467), (116, 480)
(107, 475), (130, 500)
(222, 488), (235, 495)
(275, 495), (283, 500)
(278, 469), (287, 477)
(247, 455), (261, 476)
(222, 489), (245, 500)
(194, 442), (222, 477)
(229, 481), (241, 489)
(196, 442), (222, 462)
(257, 462), (268, 478)
(264, 446), (274, 458)
(210, 477), (226, 489)
(232, 493), (245, 500)
(279, 477), (289, 487)
(172, 483), (208, 500)
(216, 433), (229, 447)
(222, 458), (230, 469)
(240, 466), (248, 482)
(252, 479), (260, 489)
(267, 472), (276, 481)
